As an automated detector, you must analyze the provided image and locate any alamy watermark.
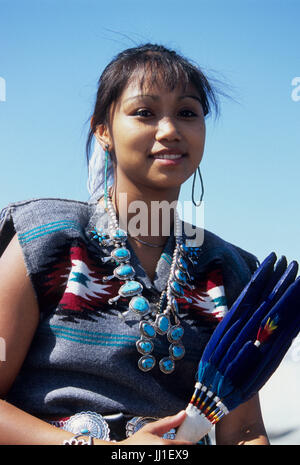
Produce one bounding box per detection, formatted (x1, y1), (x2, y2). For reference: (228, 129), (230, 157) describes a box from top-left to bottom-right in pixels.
(98, 194), (205, 247)
(0, 337), (6, 361)
(291, 77), (300, 102)
(0, 77), (6, 102)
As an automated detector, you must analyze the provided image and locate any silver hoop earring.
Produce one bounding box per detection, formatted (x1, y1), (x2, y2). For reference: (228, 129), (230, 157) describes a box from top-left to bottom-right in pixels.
(192, 167), (204, 207)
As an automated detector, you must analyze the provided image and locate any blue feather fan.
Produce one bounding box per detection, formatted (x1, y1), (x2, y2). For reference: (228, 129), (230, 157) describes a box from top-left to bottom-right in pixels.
(176, 252), (300, 443)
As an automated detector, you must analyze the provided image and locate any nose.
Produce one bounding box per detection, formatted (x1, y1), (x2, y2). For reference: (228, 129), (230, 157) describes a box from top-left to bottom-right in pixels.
(155, 117), (181, 142)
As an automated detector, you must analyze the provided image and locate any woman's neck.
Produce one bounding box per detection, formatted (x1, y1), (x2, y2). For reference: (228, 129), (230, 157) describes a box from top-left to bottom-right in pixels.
(111, 182), (180, 246)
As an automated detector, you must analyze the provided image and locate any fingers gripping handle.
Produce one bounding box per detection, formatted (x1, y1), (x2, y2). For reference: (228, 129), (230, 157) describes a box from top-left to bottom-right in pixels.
(175, 404), (213, 443)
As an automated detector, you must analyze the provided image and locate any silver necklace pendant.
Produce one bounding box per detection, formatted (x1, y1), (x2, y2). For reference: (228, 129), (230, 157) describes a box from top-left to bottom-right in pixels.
(110, 228), (128, 243)
(136, 337), (154, 355)
(170, 297), (180, 315)
(91, 228), (110, 247)
(159, 357), (175, 374)
(114, 263), (135, 280)
(139, 320), (156, 339)
(169, 342), (185, 360)
(138, 354), (156, 372)
(176, 255), (189, 272)
(111, 246), (131, 263)
(119, 280), (143, 298)
(99, 192), (196, 375)
(103, 263), (136, 283)
(129, 295), (150, 316)
(174, 268), (188, 286)
(167, 324), (184, 343)
(169, 280), (184, 298)
(154, 313), (171, 335)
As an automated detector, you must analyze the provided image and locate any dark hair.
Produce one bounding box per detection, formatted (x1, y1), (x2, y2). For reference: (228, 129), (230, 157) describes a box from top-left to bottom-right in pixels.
(86, 43), (220, 161)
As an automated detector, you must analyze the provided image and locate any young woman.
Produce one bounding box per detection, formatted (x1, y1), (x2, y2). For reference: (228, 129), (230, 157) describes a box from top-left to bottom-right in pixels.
(0, 44), (269, 445)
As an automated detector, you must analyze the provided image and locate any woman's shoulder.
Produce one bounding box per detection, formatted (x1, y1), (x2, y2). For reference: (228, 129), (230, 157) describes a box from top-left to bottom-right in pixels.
(1, 197), (93, 221)
(183, 221), (258, 270)
(0, 197), (96, 257)
(203, 228), (259, 272)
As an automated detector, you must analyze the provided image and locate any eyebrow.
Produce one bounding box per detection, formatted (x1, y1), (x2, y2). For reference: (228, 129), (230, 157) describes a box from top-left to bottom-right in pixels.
(180, 94), (202, 104)
(123, 94), (202, 104)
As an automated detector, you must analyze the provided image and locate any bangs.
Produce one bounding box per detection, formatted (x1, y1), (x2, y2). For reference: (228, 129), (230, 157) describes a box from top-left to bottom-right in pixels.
(113, 49), (218, 117)
(134, 54), (192, 93)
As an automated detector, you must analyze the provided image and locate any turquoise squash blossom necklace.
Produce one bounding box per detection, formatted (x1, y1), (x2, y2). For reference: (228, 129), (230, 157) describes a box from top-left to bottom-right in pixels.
(92, 192), (198, 374)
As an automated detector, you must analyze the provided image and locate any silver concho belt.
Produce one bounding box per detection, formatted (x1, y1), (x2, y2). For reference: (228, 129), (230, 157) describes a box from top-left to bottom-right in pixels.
(48, 411), (176, 440)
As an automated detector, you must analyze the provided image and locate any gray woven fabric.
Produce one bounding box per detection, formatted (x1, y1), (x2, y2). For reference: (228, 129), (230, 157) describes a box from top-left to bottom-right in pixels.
(0, 198), (258, 424)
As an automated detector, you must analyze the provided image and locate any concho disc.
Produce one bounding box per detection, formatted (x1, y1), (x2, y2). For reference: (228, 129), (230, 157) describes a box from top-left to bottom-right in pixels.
(126, 416), (176, 439)
(63, 411), (110, 440)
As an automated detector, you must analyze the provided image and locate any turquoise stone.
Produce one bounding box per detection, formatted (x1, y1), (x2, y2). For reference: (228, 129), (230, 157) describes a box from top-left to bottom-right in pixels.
(129, 296), (150, 314)
(138, 355), (156, 371)
(114, 264), (135, 280)
(174, 269), (187, 285)
(159, 357), (175, 374)
(80, 428), (90, 434)
(155, 314), (170, 335)
(112, 247), (130, 262)
(119, 280), (143, 297)
(91, 228), (109, 245)
(180, 243), (189, 255)
(177, 256), (188, 271)
(170, 297), (179, 314)
(167, 325), (184, 342)
(112, 228), (127, 241)
(140, 321), (156, 338)
(136, 338), (153, 354)
(170, 280), (184, 297)
(169, 343), (185, 360)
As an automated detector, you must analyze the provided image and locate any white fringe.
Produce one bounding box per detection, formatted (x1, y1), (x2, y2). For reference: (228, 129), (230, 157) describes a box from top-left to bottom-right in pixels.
(175, 404), (213, 443)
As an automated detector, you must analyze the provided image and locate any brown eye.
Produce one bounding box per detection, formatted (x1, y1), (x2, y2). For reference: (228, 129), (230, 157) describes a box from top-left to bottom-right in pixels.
(135, 109), (153, 117)
(179, 109), (198, 118)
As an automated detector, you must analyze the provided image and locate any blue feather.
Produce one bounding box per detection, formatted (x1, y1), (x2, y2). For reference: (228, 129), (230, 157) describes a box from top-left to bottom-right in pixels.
(259, 256), (287, 301)
(218, 261), (299, 373)
(259, 277), (300, 331)
(216, 372), (236, 400)
(267, 260), (298, 302)
(224, 278), (300, 403)
(223, 342), (260, 388)
(200, 252), (277, 365)
(197, 360), (217, 388)
(218, 300), (268, 373)
(209, 304), (254, 367)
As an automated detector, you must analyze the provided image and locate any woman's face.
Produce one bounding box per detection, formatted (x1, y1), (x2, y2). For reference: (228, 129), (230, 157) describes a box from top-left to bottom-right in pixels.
(97, 74), (206, 195)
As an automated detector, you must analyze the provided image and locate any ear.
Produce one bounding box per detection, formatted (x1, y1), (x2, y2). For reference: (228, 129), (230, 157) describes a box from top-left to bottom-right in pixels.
(94, 123), (113, 152)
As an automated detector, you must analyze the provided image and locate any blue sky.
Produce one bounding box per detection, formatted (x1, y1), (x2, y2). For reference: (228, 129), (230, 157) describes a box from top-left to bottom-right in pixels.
(0, 0), (300, 266)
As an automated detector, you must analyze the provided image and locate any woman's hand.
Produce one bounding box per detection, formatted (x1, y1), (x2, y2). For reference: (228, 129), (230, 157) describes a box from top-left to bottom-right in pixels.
(118, 410), (194, 445)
